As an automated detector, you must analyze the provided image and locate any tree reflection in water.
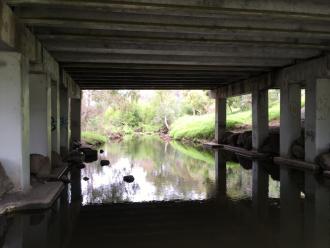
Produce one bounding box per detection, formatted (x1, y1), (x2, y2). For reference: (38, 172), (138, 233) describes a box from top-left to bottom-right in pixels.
(81, 136), (280, 204)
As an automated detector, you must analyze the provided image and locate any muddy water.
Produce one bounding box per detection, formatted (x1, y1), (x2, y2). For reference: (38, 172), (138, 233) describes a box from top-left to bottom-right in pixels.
(1, 136), (329, 248)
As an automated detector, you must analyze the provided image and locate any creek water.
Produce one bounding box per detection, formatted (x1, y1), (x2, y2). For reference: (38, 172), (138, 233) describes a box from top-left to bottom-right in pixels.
(1, 136), (329, 248)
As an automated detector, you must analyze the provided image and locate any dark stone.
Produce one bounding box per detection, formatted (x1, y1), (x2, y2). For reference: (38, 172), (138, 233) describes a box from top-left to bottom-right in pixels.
(123, 175), (135, 183)
(316, 152), (330, 171)
(290, 134), (305, 160)
(260, 132), (280, 155)
(237, 131), (252, 150)
(237, 156), (252, 170)
(100, 149), (104, 154)
(77, 163), (86, 169)
(66, 150), (84, 164)
(80, 147), (98, 162)
(100, 160), (110, 166)
(30, 154), (51, 177)
(0, 162), (14, 198)
(227, 133), (240, 146)
(83, 177), (89, 181)
(220, 131), (233, 144)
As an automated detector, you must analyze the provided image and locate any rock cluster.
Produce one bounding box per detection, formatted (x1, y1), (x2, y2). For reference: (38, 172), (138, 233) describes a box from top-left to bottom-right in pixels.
(30, 154), (52, 177)
(0, 162), (14, 198)
(220, 131), (252, 150)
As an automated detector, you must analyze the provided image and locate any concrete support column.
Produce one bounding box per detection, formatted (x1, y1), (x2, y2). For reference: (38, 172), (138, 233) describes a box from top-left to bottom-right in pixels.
(305, 78), (330, 247)
(70, 98), (81, 147)
(280, 83), (301, 157)
(215, 97), (226, 143)
(0, 52), (30, 191)
(51, 80), (60, 154)
(251, 88), (269, 214)
(305, 78), (330, 161)
(60, 86), (70, 156)
(29, 73), (52, 159)
(279, 82), (303, 247)
(215, 150), (227, 200)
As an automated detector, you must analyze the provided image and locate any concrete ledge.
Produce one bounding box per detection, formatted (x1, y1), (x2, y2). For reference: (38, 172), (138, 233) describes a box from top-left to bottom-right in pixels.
(0, 182), (64, 215)
(38, 165), (69, 181)
(205, 143), (270, 160)
(203, 142), (222, 149)
(274, 157), (317, 172)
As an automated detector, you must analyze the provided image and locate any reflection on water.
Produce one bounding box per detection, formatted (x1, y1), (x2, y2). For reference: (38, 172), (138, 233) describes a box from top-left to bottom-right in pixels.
(81, 136), (216, 204)
(81, 136), (280, 204)
(1, 136), (330, 248)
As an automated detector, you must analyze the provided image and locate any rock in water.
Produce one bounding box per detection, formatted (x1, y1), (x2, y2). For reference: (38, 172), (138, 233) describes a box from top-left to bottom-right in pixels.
(100, 160), (110, 166)
(80, 147), (98, 162)
(83, 177), (89, 181)
(30, 154), (52, 177)
(100, 149), (104, 154)
(123, 175), (135, 183)
(0, 162), (14, 198)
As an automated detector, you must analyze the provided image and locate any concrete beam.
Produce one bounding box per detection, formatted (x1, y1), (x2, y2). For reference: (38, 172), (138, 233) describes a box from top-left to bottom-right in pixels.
(7, 0), (330, 18)
(0, 52), (30, 191)
(212, 74), (272, 98)
(41, 38), (321, 59)
(0, 1), (37, 61)
(52, 52), (292, 67)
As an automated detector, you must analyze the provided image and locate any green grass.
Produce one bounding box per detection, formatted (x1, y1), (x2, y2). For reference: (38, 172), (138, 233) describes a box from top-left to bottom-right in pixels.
(170, 141), (215, 165)
(82, 131), (107, 146)
(170, 102), (282, 140)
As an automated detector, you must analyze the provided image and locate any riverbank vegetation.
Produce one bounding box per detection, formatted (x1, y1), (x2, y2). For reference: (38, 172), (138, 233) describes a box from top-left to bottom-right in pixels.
(82, 131), (107, 146)
(81, 90), (287, 144)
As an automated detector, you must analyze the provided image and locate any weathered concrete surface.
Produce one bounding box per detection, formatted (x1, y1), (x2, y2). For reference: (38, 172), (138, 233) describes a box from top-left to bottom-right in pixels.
(30, 154), (51, 177)
(70, 98), (81, 146)
(29, 73), (52, 159)
(280, 83), (301, 157)
(215, 97), (226, 143)
(51, 79), (60, 153)
(0, 52), (30, 192)
(0, 163), (14, 198)
(0, 182), (64, 214)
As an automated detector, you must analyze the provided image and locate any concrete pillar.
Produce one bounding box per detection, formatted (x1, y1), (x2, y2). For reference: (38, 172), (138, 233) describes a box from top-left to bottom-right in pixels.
(305, 78), (330, 161)
(29, 73), (51, 159)
(215, 150), (226, 200)
(279, 82), (303, 247)
(51, 80), (60, 154)
(60, 86), (70, 155)
(215, 97), (226, 143)
(70, 98), (81, 147)
(280, 83), (301, 157)
(0, 52), (30, 191)
(251, 88), (269, 215)
(305, 78), (330, 247)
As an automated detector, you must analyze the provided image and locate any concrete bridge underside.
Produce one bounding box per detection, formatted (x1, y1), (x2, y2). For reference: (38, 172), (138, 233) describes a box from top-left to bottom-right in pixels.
(0, 0), (330, 220)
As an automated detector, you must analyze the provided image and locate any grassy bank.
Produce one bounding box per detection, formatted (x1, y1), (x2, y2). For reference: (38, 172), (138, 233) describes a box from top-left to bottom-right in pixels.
(170, 103), (281, 141)
(82, 131), (107, 146)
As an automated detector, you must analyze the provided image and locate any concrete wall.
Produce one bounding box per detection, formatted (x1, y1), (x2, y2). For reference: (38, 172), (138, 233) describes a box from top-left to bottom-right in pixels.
(0, 52), (30, 191)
